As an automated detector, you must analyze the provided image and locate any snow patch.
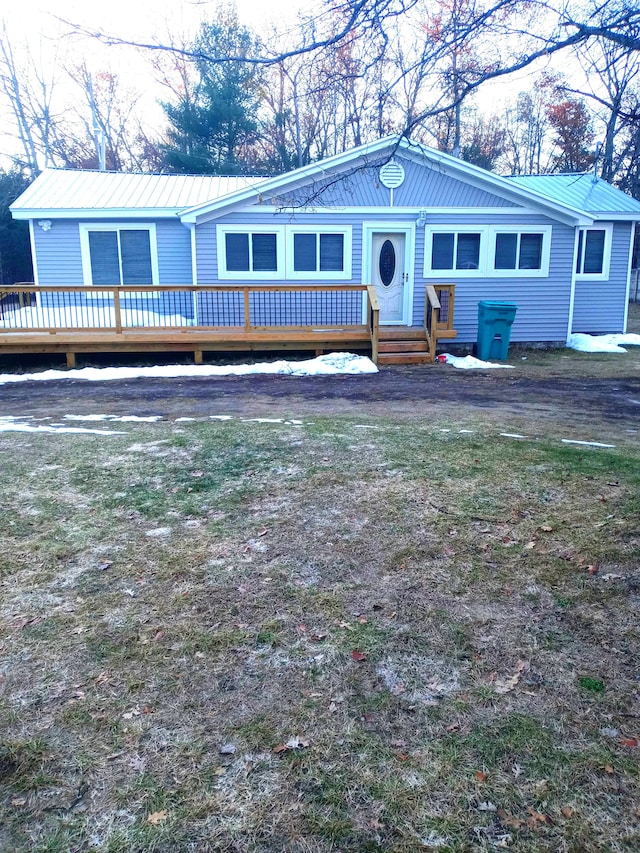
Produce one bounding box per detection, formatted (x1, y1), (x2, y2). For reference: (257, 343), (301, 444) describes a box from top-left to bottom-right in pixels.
(0, 421), (125, 435)
(567, 333), (640, 353)
(0, 304), (192, 330)
(0, 353), (377, 386)
(441, 354), (515, 369)
(562, 439), (616, 448)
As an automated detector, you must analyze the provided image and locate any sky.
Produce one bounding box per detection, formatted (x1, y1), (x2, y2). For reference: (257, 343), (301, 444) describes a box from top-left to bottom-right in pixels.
(0, 0), (315, 165)
(0, 0), (592, 169)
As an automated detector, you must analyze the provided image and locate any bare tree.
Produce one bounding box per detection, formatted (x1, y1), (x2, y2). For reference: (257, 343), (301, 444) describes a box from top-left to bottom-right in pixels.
(0, 22), (62, 176)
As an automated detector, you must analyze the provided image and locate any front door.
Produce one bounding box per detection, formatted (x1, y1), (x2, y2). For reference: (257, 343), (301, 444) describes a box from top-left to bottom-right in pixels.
(370, 231), (408, 324)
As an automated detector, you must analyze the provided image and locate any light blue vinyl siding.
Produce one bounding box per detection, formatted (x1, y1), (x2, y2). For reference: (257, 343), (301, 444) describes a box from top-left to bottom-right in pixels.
(413, 215), (575, 344)
(394, 158), (517, 208)
(155, 220), (193, 285)
(270, 155), (520, 209)
(34, 218), (194, 320)
(33, 218), (193, 286)
(33, 220), (84, 285)
(571, 221), (632, 334)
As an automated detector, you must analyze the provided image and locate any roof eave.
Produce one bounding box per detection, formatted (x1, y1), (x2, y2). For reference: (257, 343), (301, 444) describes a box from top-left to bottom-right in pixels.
(10, 207), (184, 220)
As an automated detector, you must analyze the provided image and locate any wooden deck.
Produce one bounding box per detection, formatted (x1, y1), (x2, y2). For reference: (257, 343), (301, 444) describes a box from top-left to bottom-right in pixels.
(0, 283), (456, 367)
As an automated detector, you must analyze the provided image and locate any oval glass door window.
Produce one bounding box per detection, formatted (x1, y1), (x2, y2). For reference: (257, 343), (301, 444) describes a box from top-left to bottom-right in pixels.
(379, 239), (396, 286)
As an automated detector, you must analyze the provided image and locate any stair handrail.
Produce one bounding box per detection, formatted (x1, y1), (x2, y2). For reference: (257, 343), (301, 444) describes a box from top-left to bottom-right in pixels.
(366, 285), (380, 364)
(425, 284), (441, 356)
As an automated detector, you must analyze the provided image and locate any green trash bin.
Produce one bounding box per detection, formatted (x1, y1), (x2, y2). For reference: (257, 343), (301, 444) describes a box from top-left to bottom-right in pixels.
(477, 301), (517, 361)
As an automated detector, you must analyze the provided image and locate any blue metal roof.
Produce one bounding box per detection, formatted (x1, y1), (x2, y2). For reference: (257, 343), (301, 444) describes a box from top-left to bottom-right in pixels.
(507, 173), (640, 217)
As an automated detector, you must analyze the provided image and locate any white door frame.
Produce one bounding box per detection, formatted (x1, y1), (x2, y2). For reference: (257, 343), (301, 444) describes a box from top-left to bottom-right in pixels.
(362, 222), (415, 326)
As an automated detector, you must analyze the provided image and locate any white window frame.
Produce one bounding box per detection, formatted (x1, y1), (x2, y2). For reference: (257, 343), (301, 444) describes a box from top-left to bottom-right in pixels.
(488, 225), (552, 278)
(216, 225), (285, 280)
(575, 223), (613, 281)
(424, 225), (488, 277)
(285, 225), (352, 280)
(79, 223), (159, 289)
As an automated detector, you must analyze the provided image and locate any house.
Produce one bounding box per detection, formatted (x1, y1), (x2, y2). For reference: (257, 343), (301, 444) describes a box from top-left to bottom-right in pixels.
(7, 135), (640, 366)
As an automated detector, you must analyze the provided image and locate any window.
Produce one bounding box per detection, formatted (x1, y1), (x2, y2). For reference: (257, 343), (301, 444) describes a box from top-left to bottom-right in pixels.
(217, 225), (351, 280)
(286, 227), (351, 279)
(424, 227), (486, 276)
(225, 232), (277, 272)
(432, 232), (481, 270)
(489, 227), (551, 277)
(80, 224), (158, 287)
(575, 226), (612, 279)
(217, 226), (284, 279)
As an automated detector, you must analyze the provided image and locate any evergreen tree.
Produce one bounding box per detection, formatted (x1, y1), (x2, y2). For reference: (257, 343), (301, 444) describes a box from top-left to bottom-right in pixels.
(161, 13), (259, 174)
(0, 170), (33, 284)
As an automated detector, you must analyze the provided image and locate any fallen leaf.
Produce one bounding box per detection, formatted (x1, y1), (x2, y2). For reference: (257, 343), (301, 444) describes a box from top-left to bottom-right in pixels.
(587, 565), (599, 575)
(352, 649), (367, 662)
(498, 809), (525, 829)
(477, 801), (497, 812)
(147, 810), (168, 825)
(494, 660), (529, 694)
(274, 735), (310, 753)
(604, 764), (615, 774)
(396, 753), (409, 761)
(10, 797), (27, 807)
(446, 723), (460, 732)
(620, 737), (638, 748)
(258, 528), (268, 537)
(561, 806), (575, 818)
(475, 770), (488, 782)
(310, 632), (327, 642)
(524, 541), (536, 550)
(357, 614), (368, 624)
(526, 807), (551, 826)
(539, 525), (553, 532)
(219, 743), (236, 755)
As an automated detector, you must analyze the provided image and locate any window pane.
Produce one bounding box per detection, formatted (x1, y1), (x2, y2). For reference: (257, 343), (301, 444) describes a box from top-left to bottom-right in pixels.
(120, 230), (153, 284)
(88, 231), (120, 284)
(583, 230), (605, 274)
(252, 234), (277, 271)
(456, 233), (480, 269)
(225, 233), (250, 271)
(432, 233), (454, 269)
(294, 234), (316, 271)
(494, 233), (517, 269)
(320, 234), (344, 271)
(519, 233), (543, 270)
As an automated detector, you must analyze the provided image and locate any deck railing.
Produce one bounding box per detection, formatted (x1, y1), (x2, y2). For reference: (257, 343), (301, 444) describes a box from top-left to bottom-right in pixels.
(0, 283), (380, 362)
(425, 283), (456, 354)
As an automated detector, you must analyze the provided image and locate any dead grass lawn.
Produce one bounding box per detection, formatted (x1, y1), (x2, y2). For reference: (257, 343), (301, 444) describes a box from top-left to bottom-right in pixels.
(0, 398), (639, 851)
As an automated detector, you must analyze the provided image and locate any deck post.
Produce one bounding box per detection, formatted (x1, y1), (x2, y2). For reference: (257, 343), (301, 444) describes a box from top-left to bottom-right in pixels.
(243, 287), (251, 331)
(194, 348), (203, 364)
(66, 351), (76, 368)
(113, 288), (122, 334)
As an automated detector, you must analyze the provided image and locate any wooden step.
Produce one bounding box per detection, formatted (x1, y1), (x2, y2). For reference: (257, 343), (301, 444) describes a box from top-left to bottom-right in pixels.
(379, 327), (428, 341)
(378, 340), (429, 353)
(378, 352), (434, 365)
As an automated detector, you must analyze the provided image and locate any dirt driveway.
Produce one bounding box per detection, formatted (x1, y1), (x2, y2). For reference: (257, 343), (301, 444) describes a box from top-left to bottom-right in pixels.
(1, 364), (639, 437)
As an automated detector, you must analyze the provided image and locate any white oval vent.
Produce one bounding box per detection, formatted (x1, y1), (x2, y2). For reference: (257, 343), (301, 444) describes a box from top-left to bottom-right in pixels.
(379, 159), (405, 189)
